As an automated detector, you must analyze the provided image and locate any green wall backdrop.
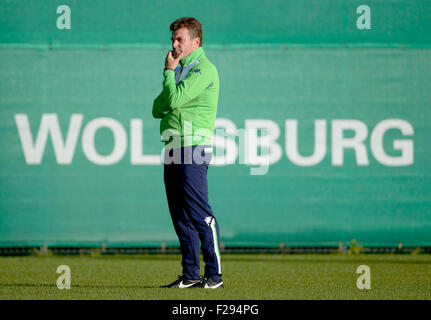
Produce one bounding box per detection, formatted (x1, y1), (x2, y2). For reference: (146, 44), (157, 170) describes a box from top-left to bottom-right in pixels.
(1, 0), (430, 248)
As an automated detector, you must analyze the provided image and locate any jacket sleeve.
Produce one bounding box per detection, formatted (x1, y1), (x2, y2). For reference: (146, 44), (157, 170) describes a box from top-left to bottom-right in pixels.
(152, 92), (168, 119)
(161, 66), (212, 110)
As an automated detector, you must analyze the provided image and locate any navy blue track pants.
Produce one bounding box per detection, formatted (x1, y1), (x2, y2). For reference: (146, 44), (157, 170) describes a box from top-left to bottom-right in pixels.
(163, 144), (222, 280)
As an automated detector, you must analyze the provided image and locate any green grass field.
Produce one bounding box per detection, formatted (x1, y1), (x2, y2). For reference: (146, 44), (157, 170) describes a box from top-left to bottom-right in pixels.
(0, 254), (430, 300)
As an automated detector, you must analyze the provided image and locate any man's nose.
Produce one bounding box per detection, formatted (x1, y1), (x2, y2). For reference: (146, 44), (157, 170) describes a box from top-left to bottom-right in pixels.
(172, 41), (179, 48)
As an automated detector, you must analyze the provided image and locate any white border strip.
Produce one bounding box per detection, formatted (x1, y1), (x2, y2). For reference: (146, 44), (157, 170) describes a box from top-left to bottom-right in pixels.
(210, 219), (222, 274)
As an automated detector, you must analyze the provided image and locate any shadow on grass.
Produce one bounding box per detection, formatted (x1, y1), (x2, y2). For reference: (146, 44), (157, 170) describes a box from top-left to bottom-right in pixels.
(0, 283), (161, 289)
(118, 254), (431, 265)
(218, 256), (431, 265)
(4, 254), (431, 265)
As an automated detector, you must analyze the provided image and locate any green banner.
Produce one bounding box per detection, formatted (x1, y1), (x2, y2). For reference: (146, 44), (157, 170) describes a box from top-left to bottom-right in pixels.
(1, 0), (431, 46)
(1, 1), (430, 248)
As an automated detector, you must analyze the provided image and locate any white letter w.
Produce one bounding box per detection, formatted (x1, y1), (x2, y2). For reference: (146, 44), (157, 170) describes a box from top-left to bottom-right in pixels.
(14, 114), (83, 164)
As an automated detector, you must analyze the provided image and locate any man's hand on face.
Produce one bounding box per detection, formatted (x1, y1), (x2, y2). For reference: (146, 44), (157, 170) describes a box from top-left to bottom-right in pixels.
(165, 50), (183, 70)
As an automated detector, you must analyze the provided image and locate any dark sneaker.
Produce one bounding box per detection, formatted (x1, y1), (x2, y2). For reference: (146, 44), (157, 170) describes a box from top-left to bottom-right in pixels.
(197, 277), (224, 289)
(160, 275), (201, 288)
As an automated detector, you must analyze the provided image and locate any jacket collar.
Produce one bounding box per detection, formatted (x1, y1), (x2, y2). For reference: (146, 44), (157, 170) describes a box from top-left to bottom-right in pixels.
(180, 47), (205, 66)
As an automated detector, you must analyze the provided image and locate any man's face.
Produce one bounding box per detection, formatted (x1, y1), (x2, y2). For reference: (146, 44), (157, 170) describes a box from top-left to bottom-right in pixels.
(171, 27), (200, 60)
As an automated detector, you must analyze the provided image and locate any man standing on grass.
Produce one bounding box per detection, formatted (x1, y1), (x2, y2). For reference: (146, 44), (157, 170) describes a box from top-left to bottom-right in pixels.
(152, 17), (223, 289)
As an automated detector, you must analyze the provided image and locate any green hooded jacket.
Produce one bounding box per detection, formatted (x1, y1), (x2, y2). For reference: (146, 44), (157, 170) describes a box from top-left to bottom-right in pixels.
(152, 47), (219, 149)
